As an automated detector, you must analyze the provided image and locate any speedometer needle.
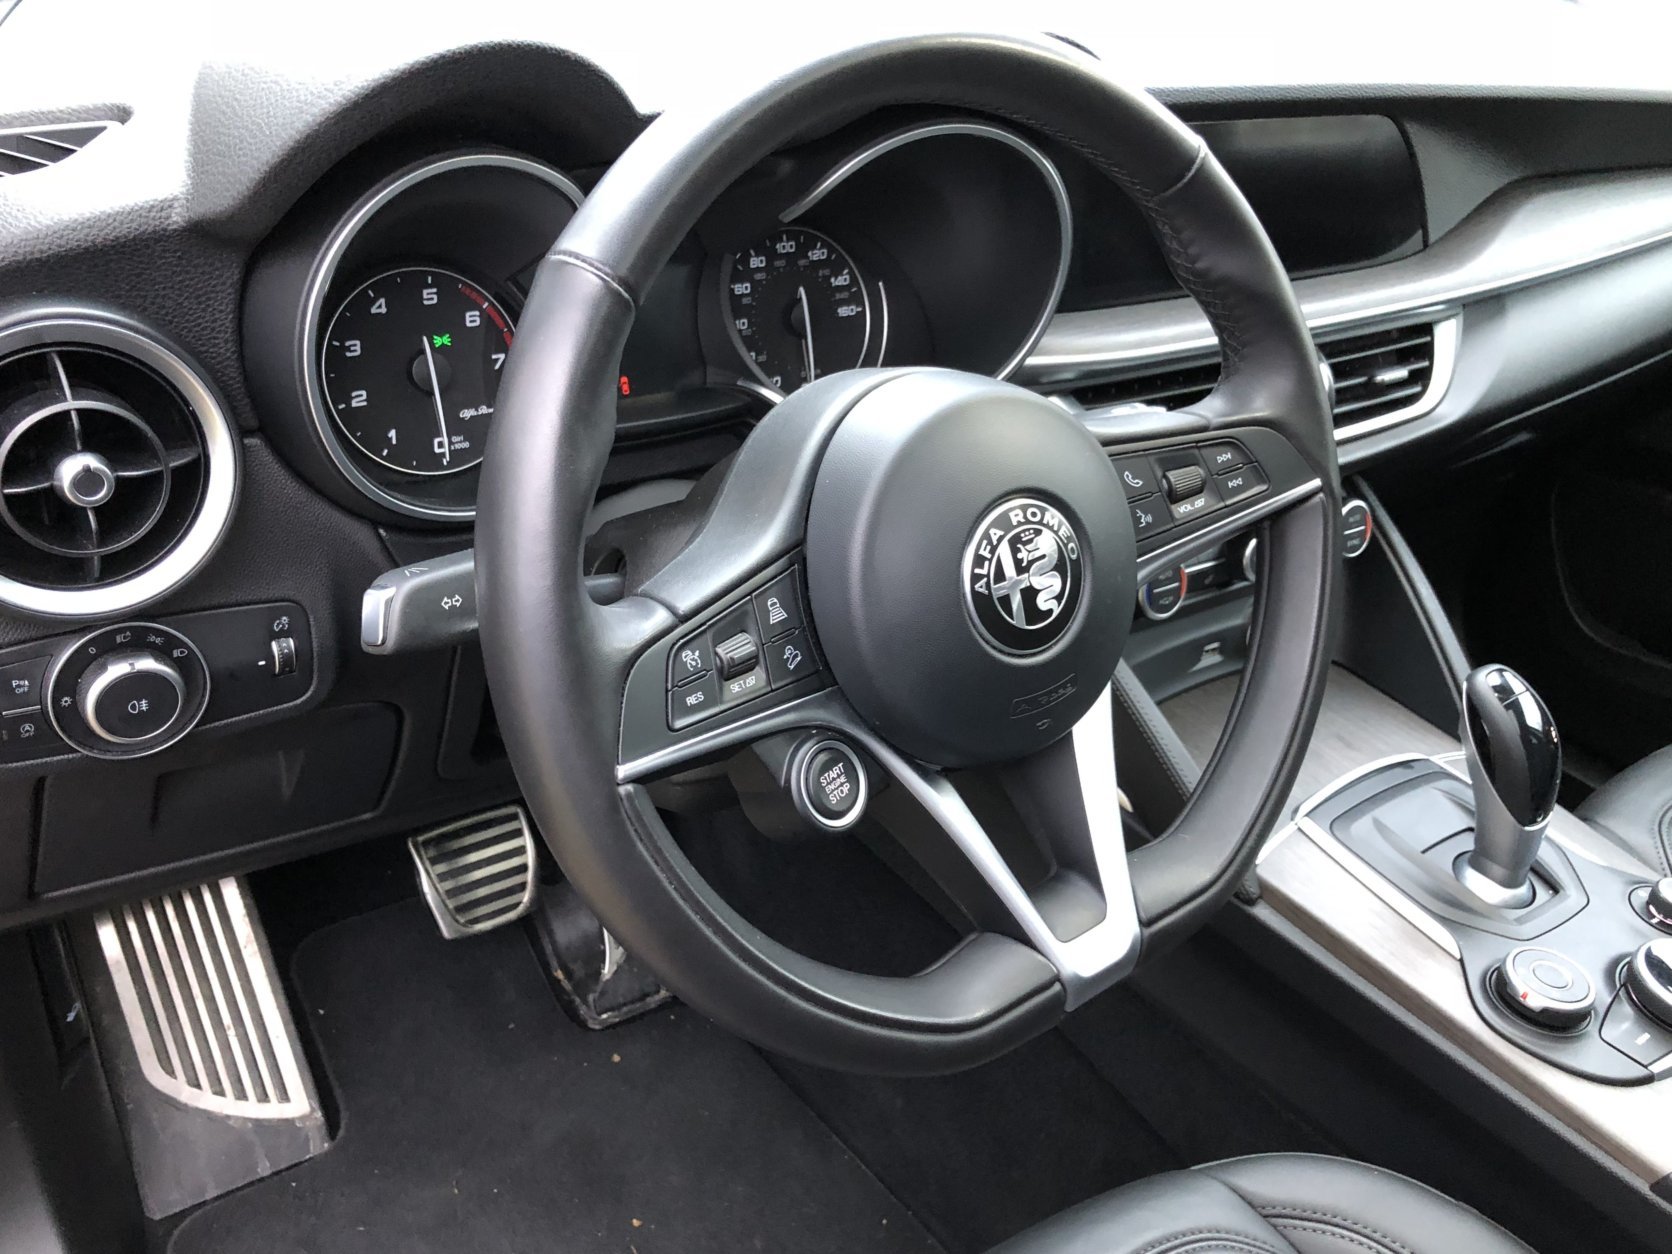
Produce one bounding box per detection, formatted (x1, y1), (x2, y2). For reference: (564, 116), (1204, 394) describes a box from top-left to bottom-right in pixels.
(420, 334), (451, 466)
(796, 285), (817, 385)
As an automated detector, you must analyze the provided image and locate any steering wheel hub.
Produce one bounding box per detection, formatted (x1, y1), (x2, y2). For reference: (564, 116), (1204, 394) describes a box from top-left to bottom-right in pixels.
(804, 370), (1135, 768)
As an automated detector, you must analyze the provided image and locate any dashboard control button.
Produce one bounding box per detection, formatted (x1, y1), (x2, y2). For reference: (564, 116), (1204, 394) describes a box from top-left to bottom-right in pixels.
(80, 652), (185, 743)
(752, 571), (806, 642)
(713, 631), (761, 680)
(670, 634), (711, 687)
(718, 666), (768, 708)
(1495, 946), (1595, 1031)
(1113, 456), (1159, 498)
(1199, 441), (1249, 473)
(0, 709), (63, 762)
(1341, 498), (1374, 558)
(794, 739), (867, 831)
(1214, 462), (1269, 504)
(1161, 465), (1207, 503)
(668, 670), (720, 729)
(1129, 496), (1170, 539)
(763, 629), (815, 688)
(0, 657), (49, 715)
(269, 636), (298, 678)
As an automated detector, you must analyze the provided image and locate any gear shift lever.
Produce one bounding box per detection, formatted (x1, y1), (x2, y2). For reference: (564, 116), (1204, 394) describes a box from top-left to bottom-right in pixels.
(1456, 665), (1562, 908)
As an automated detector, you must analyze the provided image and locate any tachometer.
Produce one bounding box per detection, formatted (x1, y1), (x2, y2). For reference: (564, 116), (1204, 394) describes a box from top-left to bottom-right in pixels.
(722, 228), (871, 393)
(320, 267), (513, 476)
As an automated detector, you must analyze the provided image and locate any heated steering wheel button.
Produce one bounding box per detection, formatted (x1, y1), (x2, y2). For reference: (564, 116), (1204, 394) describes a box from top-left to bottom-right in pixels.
(752, 572), (806, 642)
(713, 631), (760, 680)
(668, 670), (720, 729)
(764, 629), (817, 689)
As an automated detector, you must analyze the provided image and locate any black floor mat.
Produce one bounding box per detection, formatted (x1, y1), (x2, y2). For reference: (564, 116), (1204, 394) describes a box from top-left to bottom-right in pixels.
(167, 902), (940, 1254)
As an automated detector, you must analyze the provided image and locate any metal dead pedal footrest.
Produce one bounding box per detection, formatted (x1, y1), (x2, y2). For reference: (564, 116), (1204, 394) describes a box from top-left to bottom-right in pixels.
(410, 804), (538, 938)
(87, 876), (327, 1216)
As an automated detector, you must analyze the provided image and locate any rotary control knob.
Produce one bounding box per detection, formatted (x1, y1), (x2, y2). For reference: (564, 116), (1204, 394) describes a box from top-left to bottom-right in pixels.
(79, 652), (184, 743)
(1493, 946), (1595, 1031)
(46, 623), (209, 759)
(1625, 938), (1672, 1029)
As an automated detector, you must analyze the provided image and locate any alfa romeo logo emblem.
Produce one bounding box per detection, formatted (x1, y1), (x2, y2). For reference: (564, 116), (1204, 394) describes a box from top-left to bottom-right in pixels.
(963, 495), (1084, 654)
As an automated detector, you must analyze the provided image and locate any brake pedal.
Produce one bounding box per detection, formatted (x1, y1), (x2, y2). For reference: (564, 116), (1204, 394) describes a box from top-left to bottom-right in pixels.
(410, 804), (537, 938)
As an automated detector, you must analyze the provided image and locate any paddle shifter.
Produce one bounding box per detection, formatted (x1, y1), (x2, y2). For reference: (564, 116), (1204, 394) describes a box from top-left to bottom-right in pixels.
(1456, 665), (1562, 909)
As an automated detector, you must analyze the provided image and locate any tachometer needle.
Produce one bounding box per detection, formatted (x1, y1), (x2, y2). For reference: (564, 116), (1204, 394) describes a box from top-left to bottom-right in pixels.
(796, 285), (817, 385)
(420, 334), (451, 466)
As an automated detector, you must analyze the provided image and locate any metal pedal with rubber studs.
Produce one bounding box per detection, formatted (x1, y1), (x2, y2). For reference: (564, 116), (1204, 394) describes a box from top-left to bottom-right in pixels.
(409, 805), (537, 938)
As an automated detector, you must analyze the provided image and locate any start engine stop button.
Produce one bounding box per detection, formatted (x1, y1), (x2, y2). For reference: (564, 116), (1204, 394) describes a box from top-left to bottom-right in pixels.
(797, 739), (868, 831)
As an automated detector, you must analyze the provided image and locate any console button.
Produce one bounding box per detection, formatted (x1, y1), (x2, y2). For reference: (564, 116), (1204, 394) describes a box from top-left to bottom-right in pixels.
(669, 634), (711, 687)
(763, 629), (816, 689)
(713, 631), (760, 680)
(1341, 498), (1374, 558)
(1113, 456), (1159, 498)
(1199, 440), (1249, 474)
(668, 670), (720, 729)
(1601, 986), (1672, 1070)
(1214, 462), (1269, 504)
(0, 657), (48, 715)
(1494, 946), (1595, 1031)
(1139, 568), (1188, 621)
(796, 739), (867, 830)
(1625, 938), (1672, 1029)
(1129, 496), (1170, 539)
(1636, 879), (1672, 933)
(752, 571), (806, 642)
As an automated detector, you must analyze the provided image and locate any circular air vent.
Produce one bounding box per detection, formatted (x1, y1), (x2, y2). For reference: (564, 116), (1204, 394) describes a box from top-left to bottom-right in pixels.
(0, 317), (237, 617)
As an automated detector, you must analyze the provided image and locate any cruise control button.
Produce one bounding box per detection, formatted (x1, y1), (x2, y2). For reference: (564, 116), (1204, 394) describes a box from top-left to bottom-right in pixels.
(0, 656), (49, 716)
(1199, 440), (1249, 473)
(713, 631), (760, 680)
(1129, 496), (1171, 539)
(669, 634), (711, 687)
(1214, 462), (1269, 504)
(753, 571), (806, 642)
(1114, 456), (1159, 498)
(764, 629), (816, 688)
(668, 670), (720, 729)
(718, 666), (768, 708)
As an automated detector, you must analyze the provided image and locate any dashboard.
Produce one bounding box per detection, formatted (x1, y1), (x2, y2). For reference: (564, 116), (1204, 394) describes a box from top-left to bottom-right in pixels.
(3, 18), (1672, 931)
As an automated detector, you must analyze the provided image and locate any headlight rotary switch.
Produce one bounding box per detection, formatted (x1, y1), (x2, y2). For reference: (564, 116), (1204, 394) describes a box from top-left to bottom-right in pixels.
(46, 622), (210, 759)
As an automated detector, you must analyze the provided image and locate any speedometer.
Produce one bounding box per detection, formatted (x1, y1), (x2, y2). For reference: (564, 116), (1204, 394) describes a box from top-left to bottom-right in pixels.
(320, 267), (514, 476)
(722, 227), (872, 393)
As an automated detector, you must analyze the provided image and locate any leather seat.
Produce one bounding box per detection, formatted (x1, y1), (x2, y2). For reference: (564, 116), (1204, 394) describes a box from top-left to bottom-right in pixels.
(1578, 745), (1672, 877)
(991, 1153), (1532, 1253)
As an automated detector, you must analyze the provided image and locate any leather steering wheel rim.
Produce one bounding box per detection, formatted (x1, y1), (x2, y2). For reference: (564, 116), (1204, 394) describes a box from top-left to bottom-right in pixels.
(478, 33), (1342, 1075)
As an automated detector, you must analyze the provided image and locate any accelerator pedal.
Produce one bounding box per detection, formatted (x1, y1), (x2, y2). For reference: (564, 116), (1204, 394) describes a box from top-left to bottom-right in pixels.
(410, 804), (537, 938)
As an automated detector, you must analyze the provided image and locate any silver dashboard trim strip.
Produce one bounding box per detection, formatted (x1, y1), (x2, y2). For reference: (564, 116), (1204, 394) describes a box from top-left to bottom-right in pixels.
(782, 120), (1073, 382)
(298, 151), (584, 523)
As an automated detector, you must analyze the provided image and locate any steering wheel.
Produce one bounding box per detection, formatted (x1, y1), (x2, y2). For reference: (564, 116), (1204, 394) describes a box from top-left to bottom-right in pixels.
(477, 33), (1341, 1074)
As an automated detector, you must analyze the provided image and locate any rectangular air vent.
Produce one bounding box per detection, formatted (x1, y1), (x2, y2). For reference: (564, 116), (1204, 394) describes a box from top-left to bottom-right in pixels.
(1064, 318), (1452, 438)
(0, 120), (118, 177)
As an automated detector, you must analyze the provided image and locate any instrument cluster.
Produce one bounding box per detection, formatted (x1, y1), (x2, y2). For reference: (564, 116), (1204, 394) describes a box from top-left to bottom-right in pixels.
(243, 118), (1073, 523)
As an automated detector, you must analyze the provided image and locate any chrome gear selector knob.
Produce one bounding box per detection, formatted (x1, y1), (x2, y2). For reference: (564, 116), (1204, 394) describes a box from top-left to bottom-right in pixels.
(1456, 664), (1561, 909)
